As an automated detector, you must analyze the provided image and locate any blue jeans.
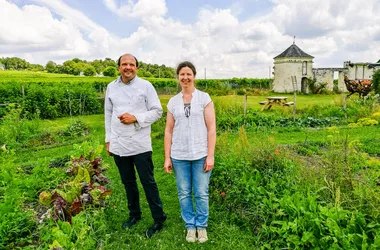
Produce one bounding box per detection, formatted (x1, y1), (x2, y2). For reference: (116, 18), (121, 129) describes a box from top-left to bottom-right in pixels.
(172, 157), (211, 229)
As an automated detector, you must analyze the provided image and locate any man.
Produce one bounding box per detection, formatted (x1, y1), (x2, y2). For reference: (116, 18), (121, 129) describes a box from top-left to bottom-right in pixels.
(104, 53), (166, 238)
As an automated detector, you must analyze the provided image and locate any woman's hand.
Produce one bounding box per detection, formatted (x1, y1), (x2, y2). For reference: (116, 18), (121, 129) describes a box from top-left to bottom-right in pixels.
(204, 155), (214, 173)
(164, 158), (173, 174)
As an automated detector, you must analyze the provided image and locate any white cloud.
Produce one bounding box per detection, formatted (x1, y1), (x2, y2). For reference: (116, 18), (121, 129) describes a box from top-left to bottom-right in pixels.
(0, 0), (91, 58)
(196, 8), (239, 36)
(103, 0), (167, 19)
(1, 0), (380, 78)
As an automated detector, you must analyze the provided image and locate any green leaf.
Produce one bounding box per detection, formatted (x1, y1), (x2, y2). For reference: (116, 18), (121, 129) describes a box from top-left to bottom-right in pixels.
(301, 231), (314, 243)
(58, 221), (72, 235)
(39, 191), (52, 206)
(49, 240), (62, 250)
(74, 167), (90, 184)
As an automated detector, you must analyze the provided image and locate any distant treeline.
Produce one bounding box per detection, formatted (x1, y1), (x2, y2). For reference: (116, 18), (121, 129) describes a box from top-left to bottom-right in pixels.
(0, 57), (175, 78)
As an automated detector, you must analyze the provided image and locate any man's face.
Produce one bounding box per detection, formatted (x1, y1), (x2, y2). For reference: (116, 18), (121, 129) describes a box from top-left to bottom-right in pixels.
(118, 55), (138, 81)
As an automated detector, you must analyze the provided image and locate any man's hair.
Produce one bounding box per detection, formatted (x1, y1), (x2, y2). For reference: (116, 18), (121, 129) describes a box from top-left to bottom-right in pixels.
(117, 54), (139, 67)
(176, 61), (196, 76)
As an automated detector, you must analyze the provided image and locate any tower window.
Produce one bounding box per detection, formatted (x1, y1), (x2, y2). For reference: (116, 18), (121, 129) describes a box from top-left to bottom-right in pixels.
(302, 61), (307, 75)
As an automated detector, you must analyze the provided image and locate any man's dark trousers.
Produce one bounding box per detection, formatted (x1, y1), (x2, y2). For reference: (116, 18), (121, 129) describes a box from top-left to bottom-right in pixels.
(114, 151), (166, 223)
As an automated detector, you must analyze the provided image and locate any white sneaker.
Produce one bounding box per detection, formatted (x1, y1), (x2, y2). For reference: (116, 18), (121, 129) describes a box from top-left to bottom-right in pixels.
(186, 229), (196, 243)
(197, 228), (208, 243)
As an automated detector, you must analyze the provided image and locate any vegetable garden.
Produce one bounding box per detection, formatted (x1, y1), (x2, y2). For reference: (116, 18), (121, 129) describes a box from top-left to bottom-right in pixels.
(1, 71), (380, 249)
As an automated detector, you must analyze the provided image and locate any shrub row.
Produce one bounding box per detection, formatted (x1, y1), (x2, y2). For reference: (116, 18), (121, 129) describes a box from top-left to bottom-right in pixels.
(0, 82), (101, 119)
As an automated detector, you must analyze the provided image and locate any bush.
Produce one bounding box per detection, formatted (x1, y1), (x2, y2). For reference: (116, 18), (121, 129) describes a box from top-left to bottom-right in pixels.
(236, 89), (246, 95)
(103, 66), (118, 77)
(83, 65), (96, 76)
(372, 69), (380, 94)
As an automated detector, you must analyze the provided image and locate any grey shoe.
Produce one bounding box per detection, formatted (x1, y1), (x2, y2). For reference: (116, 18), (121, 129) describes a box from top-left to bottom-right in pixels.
(197, 228), (208, 243)
(186, 229), (196, 243)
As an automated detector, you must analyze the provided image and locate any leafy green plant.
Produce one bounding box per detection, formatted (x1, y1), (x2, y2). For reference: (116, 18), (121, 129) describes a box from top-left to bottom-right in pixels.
(0, 106), (42, 149)
(60, 120), (90, 137)
(39, 153), (111, 224)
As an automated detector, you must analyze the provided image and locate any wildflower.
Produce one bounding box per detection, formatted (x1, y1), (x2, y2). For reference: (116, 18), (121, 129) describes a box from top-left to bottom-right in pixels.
(221, 192), (226, 197)
(1, 144), (6, 151)
(269, 137), (274, 141)
(113, 205), (117, 209)
(275, 149), (279, 155)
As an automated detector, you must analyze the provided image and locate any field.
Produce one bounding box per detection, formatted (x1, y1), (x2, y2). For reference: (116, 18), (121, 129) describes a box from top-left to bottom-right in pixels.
(1, 72), (380, 249)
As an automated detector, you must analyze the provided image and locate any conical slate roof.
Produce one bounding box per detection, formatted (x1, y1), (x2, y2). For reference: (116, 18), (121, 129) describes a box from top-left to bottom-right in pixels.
(274, 43), (314, 59)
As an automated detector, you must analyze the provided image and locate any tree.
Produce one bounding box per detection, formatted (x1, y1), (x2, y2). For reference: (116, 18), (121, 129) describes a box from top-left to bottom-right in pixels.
(103, 66), (118, 77)
(3, 57), (29, 70)
(91, 60), (104, 74)
(72, 58), (83, 63)
(62, 60), (80, 75)
(28, 64), (44, 71)
(372, 69), (380, 94)
(143, 71), (153, 78)
(83, 65), (96, 76)
(137, 69), (145, 77)
(46, 61), (57, 73)
(102, 58), (117, 68)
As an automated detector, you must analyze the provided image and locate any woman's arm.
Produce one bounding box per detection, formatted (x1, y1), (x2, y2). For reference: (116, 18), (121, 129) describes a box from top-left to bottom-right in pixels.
(204, 102), (216, 172)
(164, 111), (175, 173)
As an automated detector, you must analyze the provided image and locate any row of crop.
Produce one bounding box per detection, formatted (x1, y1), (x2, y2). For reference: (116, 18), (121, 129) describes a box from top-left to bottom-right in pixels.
(210, 128), (380, 248)
(0, 71), (271, 90)
(0, 82), (102, 119)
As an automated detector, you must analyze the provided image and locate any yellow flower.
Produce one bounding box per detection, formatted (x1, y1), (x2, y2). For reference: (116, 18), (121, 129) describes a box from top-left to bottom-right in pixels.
(1, 145), (6, 151)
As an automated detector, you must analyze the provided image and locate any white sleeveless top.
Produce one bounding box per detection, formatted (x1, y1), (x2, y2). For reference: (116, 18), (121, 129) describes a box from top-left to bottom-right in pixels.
(167, 89), (212, 160)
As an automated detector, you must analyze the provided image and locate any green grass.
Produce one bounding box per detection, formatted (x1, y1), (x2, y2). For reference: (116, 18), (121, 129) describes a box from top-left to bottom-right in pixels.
(152, 93), (353, 115)
(12, 114), (254, 249)
(212, 93), (349, 109)
(3, 91), (380, 249)
(0, 70), (117, 84)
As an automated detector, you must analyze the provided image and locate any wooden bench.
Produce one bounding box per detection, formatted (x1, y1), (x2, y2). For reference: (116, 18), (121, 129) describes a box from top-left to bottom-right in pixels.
(259, 101), (267, 105)
(283, 101), (294, 106)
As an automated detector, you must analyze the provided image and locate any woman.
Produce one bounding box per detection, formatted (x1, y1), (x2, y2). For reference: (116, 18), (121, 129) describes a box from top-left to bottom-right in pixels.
(164, 61), (216, 243)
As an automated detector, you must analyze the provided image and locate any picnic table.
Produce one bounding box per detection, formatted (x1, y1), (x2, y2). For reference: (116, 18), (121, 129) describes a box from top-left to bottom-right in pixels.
(259, 96), (294, 111)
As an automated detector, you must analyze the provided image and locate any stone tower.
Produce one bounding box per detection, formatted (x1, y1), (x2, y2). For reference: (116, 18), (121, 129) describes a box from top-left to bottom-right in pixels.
(272, 43), (314, 93)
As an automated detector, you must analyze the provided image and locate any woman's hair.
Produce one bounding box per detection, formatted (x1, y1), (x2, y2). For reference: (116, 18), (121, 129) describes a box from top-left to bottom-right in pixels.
(176, 61), (196, 76)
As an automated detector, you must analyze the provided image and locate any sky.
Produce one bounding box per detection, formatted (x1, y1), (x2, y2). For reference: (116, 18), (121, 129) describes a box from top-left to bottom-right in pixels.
(1, 0), (379, 78)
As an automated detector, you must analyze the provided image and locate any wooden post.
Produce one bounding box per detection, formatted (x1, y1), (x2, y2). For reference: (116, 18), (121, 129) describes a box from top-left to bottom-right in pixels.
(341, 88), (347, 123)
(291, 76), (297, 117)
(67, 90), (72, 121)
(293, 90), (297, 115)
(243, 94), (247, 126)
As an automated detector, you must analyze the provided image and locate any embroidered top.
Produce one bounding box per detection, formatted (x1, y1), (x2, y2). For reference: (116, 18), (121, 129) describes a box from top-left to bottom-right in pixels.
(167, 89), (212, 160)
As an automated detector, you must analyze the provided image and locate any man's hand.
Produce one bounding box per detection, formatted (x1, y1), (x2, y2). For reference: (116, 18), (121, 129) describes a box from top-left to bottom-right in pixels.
(118, 113), (137, 124)
(106, 142), (111, 156)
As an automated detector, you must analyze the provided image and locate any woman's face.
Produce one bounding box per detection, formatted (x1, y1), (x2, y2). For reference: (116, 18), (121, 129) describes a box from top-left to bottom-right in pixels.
(178, 66), (195, 89)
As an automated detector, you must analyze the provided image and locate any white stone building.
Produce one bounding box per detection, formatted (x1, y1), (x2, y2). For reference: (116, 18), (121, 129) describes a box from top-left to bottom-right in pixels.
(272, 42), (314, 93)
(272, 43), (380, 93)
